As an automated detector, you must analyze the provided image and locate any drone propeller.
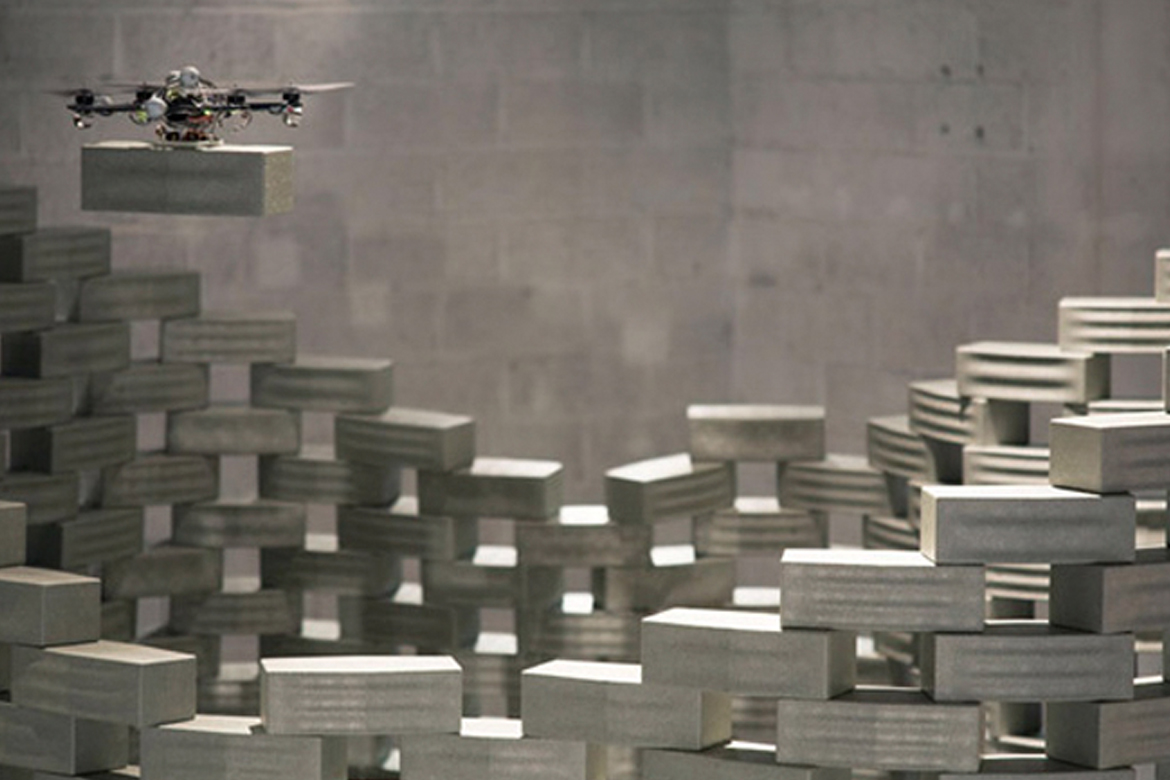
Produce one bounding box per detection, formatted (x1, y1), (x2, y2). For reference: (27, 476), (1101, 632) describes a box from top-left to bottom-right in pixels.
(208, 81), (354, 97)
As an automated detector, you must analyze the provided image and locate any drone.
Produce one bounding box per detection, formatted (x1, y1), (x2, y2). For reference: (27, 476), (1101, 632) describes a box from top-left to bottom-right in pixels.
(57, 65), (352, 145)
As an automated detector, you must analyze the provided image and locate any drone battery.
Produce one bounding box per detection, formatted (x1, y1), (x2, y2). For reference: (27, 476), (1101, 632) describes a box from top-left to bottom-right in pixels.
(81, 141), (293, 216)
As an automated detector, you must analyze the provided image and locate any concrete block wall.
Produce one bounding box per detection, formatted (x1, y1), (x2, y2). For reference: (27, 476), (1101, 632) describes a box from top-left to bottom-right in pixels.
(1, 0), (1168, 493)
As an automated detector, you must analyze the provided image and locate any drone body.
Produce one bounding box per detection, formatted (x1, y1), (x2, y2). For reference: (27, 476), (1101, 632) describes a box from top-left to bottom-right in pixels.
(62, 66), (351, 145)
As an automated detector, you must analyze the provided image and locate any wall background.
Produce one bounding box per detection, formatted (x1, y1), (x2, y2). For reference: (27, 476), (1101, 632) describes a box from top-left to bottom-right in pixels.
(0, 0), (1166, 500)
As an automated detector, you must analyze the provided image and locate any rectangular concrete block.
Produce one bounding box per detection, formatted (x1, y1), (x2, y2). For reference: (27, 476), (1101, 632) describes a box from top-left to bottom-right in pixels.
(100, 600), (136, 642)
(935, 757), (1135, 780)
(641, 607), (854, 698)
(1158, 249), (1170, 303)
(401, 716), (605, 780)
(1047, 681), (1170, 768)
(173, 499), (306, 549)
(921, 485), (1135, 564)
(687, 404), (825, 462)
(251, 356), (393, 413)
(777, 455), (891, 515)
(521, 659), (731, 750)
(0, 699), (128, 774)
(0, 186), (36, 235)
(140, 715), (346, 780)
(694, 497), (825, 557)
(100, 452), (218, 506)
(774, 688), (983, 772)
(2, 322), (129, 378)
(522, 607), (642, 662)
(162, 311), (296, 364)
(1050, 412), (1170, 493)
(516, 504), (651, 567)
(26, 506), (142, 570)
(0, 471), (78, 525)
(419, 457), (563, 520)
(0, 378), (76, 430)
(170, 590), (299, 636)
(644, 741), (849, 780)
(956, 341), (1109, 404)
(90, 360), (209, 413)
(259, 445), (400, 506)
(605, 453), (734, 524)
(10, 639), (196, 727)
(921, 621), (1134, 702)
(0, 227), (110, 282)
(909, 378), (1029, 446)
(350, 591), (479, 651)
(1051, 548), (1170, 633)
(0, 566), (100, 646)
(422, 546), (562, 611)
(0, 282), (55, 334)
(102, 544), (222, 600)
(168, 405), (299, 455)
(337, 496), (477, 561)
(261, 548), (401, 596)
(962, 444), (1050, 486)
(780, 549), (985, 632)
(78, 269), (200, 323)
(0, 500), (27, 567)
(82, 141), (294, 216)
(10, 414), (136, 473)
(867, 414), (932, 481)
(260, 655), (462, 735)
(335, 407), (476, 471)
(593, 557), (735, 612)
(1059, 297), (1170, 354)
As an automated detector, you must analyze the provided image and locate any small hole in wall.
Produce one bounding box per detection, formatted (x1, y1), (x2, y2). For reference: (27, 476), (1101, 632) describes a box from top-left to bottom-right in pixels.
(940, 64), (952, 77)
(975, 126), (986, 141)
(940, 123), (950, 135)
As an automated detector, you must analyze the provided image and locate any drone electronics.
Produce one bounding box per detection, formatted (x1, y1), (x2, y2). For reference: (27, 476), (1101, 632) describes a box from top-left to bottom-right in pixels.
(56, 65), (352, 145)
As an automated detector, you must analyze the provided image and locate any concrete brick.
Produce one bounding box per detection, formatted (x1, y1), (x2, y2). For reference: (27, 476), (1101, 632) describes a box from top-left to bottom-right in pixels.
(261, 548), (401, 596)
(100, 453), (217, 507)
(1059, 297), (1170, 354)
(962, 445), (1050, 486)
(645, 741), (848, 780)
(173, 499), (305, 549)
(423, 546), (562, 611)
(10, 415), (136, 474)
(956, 341), (1109, 404)
(103, 545), (222, 600)
(338, 496), (477, 562)
(909, 379), (1029, 447)
(0, 227), (109, 282)
(522, 607), (641, 663)
(89, 361), (209, 414)
(1051, 548), (1170, 633)
(688, 403), (824, 462)
(515, 504), (650, 567)
(168, 405), (299, 455)
(335, 407), (475, 471)
(0, 378), (74, 430)
(1047, 681), (1170, 769)
(0, 186), (36, 235)
(26, 507), (141, 570)
(606, 453), (733, 524)
(1049, 412), (1170, 493)
(251, 356), (393, 413)
(419, 456), (562, 520)
(162, 311), (295, 364)
(351, 592), (479, 652)
(2, 322), (129, 378)
(77, 270), (200, 322)
(0, 471), (78, 526)
(0, 699), (128, 775)
(82, 142), (293, 216)
(0, 500), (25, 567)
(0, 283), (55, 334)
(694, 497), (826, 556)
(0, 566), (100, 647)
(594, 557), (734, 612)
(778, 454), (891, 515)
(170, 590), (298, 636)
(259, 445), (400, 506)
(867, 414), (933, 481)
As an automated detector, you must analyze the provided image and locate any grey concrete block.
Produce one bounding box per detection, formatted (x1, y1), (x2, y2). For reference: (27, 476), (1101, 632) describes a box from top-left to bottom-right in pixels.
(420, 457), (563, 520)
(0, 283), (55, 334)
(99, 600), (135, 642)
(605, 453), (733, 524)
(956, 341), (1109, 404)
(260, 655), (462, 736)
(351, 592), (479, 651)
(777, 454), (891, 515)
(103, 545), (222, 600)
(401, 716), (605, 780)
(335, 407), (475, 471)
(173, 499), (306, 549)
(10, 414), (136, 474)
(337, 496), (476, 561)
(101, 452), (217, 506)
(520, 659), (731, 750)
(1060, 297), (1170, 353)
(1051, 547), (1170, 633)
(0, 186), (36, 235)
(593, 557), (735, 612)
(0, 566), (100, 646)
(259, 445), (400, 506)
(921, 621), (1134, 702)
(26, 507), (142, 570)
(921, 485), (1135, 564)
(168, 405), (300, 455)
(867, 414), (932, 481)
(78, 270), (200, 323)
(774, 688), (982, 771)
(687, 403), (824, 462)
(90, 361), (209, 414)
(0, 378), (76, 430)
(934, 756), (1135, 780)
(2, 322), (129, 378)
(779, 549), (984, 632)
(908, 379), (1029, 446)
(0, 470), (78, 525)
(643, 741), (849, 780)
(171, 589), (299, 636)
(516, 504), (651, 567)
(1091, 398), (1164, 414)
(986, 561), (1050, 603)
(261, 548), (401, 595)
(251, 356), (393, 413)
(140, 715), (346, 780)
(962, 445), (1050, 485)
(1050, 412), (1170, 493)
(0, 500), (26, 567)
(695, 496), (826, 556)
(10, 640), (196, 727)
(862, 513), (919, 551)
(197, 676), (262, 717)
(0, 699), (128, 774)
(522, 608), (642, 663)
(82, 141), (294, 216)
(1047, 681), (1170, 768)
(641, 607), (854, 698)
(0, 227), (111, 282)
(161, 311), (296, 364)
(141, 630), (221, 681)
(423, 546), (562, 610)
